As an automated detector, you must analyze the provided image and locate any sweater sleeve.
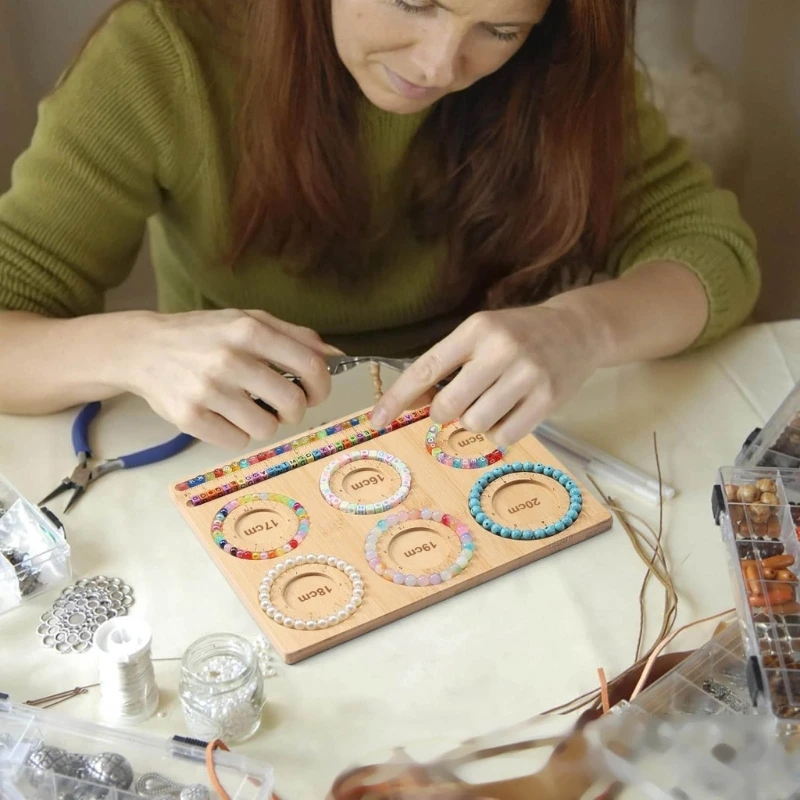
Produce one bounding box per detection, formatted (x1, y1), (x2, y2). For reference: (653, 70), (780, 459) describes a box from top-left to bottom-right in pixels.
(0, 0), (200, 317)
(607, 74), (761, 348)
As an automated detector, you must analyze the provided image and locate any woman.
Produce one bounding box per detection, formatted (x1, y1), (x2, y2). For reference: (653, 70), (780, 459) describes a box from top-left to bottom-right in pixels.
(0, 0), (759, 449)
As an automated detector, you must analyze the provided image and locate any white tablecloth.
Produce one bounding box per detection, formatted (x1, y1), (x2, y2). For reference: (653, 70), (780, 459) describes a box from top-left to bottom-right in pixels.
(1, 320), (798, 799)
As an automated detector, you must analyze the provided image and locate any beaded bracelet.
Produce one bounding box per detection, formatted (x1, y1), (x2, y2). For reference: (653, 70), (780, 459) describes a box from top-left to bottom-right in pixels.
(211, 492), (310, 560)
(468, 463), (583, 540)
(258, 554), (364, 631)
(364, 508), (475, 587)
(319, 450), (412, 515)
(180, 407), (430, 507)
(425, 423), (506, 469)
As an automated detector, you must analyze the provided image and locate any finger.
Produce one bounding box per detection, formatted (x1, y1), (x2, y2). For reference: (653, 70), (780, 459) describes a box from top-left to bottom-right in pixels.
(244, 311), (343, 355)
(371, 332), (475, 427)
(486, 391), (553, 448)
(232, 320), (333, 407)
(406, 387), (438, 410)
(240, 363), (308, 426)
(177, 408), (251, 450)
(206, 385), (280, 443)
(429, 360), (503, 425)
(458, 374), (527, 435)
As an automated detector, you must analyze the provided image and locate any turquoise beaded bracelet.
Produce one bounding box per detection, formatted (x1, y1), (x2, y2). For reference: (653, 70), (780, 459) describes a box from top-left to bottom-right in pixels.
(468, 462), (582, 540)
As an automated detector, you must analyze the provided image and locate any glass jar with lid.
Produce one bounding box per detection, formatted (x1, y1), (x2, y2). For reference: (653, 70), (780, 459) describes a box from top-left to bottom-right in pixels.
(179, 633), (265, 743)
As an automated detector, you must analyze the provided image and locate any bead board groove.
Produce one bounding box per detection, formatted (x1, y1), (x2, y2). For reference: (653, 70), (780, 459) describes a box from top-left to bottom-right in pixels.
(168, 408), (613, 663)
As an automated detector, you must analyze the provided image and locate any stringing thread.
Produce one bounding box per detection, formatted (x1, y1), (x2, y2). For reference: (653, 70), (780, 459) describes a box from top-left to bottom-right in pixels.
(369, 362), (383, 403)
(97, 642), (159, 723)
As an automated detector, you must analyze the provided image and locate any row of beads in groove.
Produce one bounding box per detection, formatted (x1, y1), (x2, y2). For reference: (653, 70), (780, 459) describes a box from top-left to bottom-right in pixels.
(178, 413), (372, 490)
(469, 463), (583, 539)
(182, 407), (431, 507)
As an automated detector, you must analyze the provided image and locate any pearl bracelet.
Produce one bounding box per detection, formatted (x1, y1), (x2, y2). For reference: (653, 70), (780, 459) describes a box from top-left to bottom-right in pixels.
(468, 463), (583, 539)
(211, 492), (310, 560)
(258, 554), (364, 631)
(319, 450), (412, 515)
(425, 423), (506, 469)
(364, 508), (475, 587)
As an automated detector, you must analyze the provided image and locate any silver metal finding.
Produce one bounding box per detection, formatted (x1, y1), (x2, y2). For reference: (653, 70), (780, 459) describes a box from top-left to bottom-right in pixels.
(137, 772), (184, 795)
(136, 772), (210, 800)
(80, 752), (134, 789)
(25, 745), (83, 784)
(38, 576), (134, 654)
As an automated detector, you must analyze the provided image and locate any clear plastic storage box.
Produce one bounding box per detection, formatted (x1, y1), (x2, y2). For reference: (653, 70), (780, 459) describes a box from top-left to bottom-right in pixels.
(0, 696), (274, 799)
(736, 380), (800, 472)
(0, 473), (71, 615)
(585, 627), (800, 798)
(708, 381), (800, 728)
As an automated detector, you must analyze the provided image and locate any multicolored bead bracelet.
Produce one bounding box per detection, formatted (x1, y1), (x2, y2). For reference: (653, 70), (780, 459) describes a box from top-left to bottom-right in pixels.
(364, 509), (475, 587)
(425, 423), (506, 469)
(319, 450), (412, 514)
(179, 407), (430, 507)
(258, 554), (364, 631)
(468, 463), (583, 540)
(211, 492), (310, 560)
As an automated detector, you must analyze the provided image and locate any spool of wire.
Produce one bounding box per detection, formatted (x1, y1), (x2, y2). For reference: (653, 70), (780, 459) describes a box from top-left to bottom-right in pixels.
(93, 617), (159, 724)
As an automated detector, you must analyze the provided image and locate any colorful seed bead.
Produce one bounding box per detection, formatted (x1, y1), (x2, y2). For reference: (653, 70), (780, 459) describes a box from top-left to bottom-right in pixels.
(319, 450), (412, 515)
(364, 508), (475, 586)
(468, 463), (582, 540)
(425, 422), (506, 470)
(184, 407), (430, 504)
(211, 492), (310, 560)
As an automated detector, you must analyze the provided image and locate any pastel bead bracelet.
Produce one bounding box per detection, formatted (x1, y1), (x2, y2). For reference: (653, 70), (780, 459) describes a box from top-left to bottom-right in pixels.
(211, 492), (309, 560)
(425, 423), (506, 469)
(364, 509), (475, 587)
(468, 463), (583, 540)
(258, 554), (364, 631)
(319, 450), (412, 515)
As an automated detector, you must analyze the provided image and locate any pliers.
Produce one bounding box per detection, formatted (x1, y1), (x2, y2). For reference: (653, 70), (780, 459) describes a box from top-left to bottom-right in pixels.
(39, 401), (195, 513)
(253, 356), (454, 413)
(318, 355), (458, 387)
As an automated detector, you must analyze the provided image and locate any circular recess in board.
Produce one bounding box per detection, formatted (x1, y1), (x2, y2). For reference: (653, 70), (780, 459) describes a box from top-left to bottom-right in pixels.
(468, 464), (583, 540)
(211, 492), (310, 560)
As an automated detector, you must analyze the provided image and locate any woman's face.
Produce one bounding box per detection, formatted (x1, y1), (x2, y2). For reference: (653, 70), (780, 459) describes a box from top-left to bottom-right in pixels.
(331, 0), (551, 114)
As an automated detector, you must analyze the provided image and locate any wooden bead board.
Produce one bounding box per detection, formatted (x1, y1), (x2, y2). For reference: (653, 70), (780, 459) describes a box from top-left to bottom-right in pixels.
(168, 408), (613, 664)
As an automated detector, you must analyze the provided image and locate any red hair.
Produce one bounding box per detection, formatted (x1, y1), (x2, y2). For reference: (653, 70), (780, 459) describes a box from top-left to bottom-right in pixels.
(87, 0), (640, 306)
(226, 0), (640, 306)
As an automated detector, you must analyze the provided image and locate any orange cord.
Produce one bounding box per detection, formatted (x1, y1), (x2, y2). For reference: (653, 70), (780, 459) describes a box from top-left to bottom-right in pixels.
(204, 738), (283, 800)
(629, 608), (734, 701)
(205, 739), (231, 800)
(597, 668), (610, 714)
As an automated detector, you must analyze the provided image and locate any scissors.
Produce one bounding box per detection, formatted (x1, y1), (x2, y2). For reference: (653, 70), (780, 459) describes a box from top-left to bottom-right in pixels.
(39, 401), (195, 513)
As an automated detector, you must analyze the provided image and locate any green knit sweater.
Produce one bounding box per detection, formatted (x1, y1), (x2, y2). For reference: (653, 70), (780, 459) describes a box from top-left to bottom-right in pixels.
(0, 0), (760, 355)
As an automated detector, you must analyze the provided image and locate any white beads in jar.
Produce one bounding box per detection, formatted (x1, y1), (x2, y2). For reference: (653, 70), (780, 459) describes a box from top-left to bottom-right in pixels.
(179, 633), (265, 744)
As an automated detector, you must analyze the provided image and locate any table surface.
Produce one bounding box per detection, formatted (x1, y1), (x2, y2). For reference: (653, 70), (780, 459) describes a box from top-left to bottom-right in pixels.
(1, 320), (799, 799)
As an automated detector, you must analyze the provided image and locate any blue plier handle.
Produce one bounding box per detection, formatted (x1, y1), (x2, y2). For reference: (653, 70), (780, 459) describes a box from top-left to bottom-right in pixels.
(39, 402), (195, 513)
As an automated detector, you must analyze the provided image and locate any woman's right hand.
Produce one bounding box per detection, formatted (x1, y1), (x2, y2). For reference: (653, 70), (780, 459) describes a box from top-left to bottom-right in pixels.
(122, 309), (341, 448)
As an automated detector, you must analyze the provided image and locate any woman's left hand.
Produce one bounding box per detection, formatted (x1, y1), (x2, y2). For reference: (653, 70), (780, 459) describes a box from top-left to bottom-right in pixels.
(370, 304), (601, 447)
